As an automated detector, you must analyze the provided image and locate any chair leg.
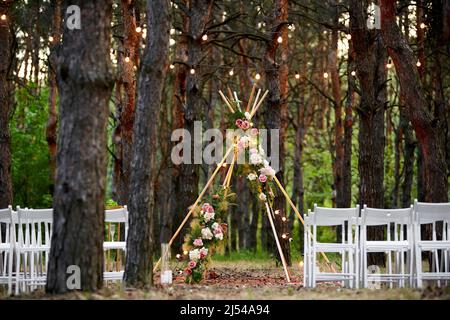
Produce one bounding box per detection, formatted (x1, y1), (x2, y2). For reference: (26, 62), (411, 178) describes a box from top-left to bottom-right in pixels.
(387, 251), (393, 289)
(433, 250), (440, 287)
(415, 247), (422, 288)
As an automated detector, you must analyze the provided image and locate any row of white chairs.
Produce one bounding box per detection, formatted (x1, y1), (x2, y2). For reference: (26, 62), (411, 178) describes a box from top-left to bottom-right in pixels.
(303, 200), (450, 289)
(0, 206), (128, 295)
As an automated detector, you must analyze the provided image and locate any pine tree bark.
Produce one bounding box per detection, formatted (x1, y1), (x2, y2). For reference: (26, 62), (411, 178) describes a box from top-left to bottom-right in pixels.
(124, 0), (170, 287)
(380, 0), (448, 202)
(350, 0), (387, 266)
(46, 1), (115, 293)
(0, 1), (13, 210)
(112, 0), (140, 205)
(46, 0), (61, 192)
(263, 0), (290, 266)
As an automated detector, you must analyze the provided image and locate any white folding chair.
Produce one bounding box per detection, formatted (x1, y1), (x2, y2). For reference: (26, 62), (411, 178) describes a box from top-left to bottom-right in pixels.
(307, 204), (360, 288)
(0, 206), (15, 295)
(414, 200), (450, 288)
(15, 207), (53, 294)
(103, 206), (128, 282)
(360, 205), (414, 288)
(303, 209), (313, 288)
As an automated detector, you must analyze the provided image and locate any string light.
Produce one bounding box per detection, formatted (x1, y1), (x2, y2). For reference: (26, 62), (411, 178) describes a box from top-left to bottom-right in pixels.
(416, 61), (421, 67)
(169, 64), (175, 69)
(228, 69), (234, 76)
(346, 34), (352, 40)
(124, 56), (131, 63)
(386, 59), (393, 69)
(420, 22), (426, 29)
(255, 73), (261, 80)
(281, 233), (287, 239)
(277, 36), (283, 43)
(135, 26), (142, 33)
(48, 36), (54, 42)
(274, 210), (280, 215)
(1, 14), (6, 21)
(294, 72), (300, 80)
(202, 34), (208, 41)
(323, 72), (329, 79)
(351, 70), (356, 77)
(169, 38), (176, 46)
(190, 68), (196, 75)
(281, 216), (287, 222)
(176, 253), (181, 259)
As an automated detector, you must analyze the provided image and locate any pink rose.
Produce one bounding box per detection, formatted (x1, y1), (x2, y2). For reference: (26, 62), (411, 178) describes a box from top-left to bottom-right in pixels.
(259, 174), (267, 183)
(206, 205), (214, 213)
(235, 119), (243, 127)
(193, 238), (203, 247)
(184, 267), (192, 275)
(250, 128), (259, 136)
(241, 120), (250, 130)
(188, 260), (197, 269)
(201, 203), (211, 211)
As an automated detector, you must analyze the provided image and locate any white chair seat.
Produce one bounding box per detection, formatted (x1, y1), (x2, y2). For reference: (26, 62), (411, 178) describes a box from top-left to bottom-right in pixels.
(419, 272), (450, 280)
(315, 242), (357, 252)
(103, 241), (126, 250)
(16, 245), (51, 252)
(103, 271), (124, 280)
(365, 241), (411, 251)
(315, 272), (356, 280)
(0, 243), (12, 250)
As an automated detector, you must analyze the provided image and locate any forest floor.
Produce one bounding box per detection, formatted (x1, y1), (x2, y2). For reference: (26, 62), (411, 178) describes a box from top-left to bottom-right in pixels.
(2, 260), (450, 300)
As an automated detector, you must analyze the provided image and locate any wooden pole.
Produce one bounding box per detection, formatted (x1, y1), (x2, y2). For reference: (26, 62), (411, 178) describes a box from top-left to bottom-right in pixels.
(250, 90), (269, 118)
(219, 90), (235, 113)
(273, 175), (336, 272)
(251, 89), (262, 114)
(246, 84), (256, 112)
(153, 145), (234, 272)
(265, 202), (291, 283)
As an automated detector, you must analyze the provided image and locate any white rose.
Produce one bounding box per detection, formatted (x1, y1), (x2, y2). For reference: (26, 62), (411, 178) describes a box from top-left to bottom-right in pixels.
(250, 153), (262, 165)
(189, 249), (200, 261)
(204, 211), (215, 222)
(201, 227), (213, 240)
(215, 232), (224, 240)
(260, 165), (276, 178)
(245, 112), (251, 120)
(259, 193), (267, 201)
(247, 173), (257, 181)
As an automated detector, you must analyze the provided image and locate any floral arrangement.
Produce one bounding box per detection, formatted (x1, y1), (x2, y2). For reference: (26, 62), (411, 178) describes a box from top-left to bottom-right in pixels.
(181, 89), (277, 283)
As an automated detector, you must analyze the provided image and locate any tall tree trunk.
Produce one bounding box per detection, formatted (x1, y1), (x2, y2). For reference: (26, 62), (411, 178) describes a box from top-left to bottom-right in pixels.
(263, 0), (290, 266)
(124, 0), (170, 287)
(381, 0), (448, 203)
(113, 0), (140, 205)
(350, 0), (387, 266)
(46, 0), (61, 194)
(177, 0), (214, 252)
(46, 1), (115, 293)
(343, 40), (354, 209)
(0, 1), (13, 210)
(166, 6), (188, 252)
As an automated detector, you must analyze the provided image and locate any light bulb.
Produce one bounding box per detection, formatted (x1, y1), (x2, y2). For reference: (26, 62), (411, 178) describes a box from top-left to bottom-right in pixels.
(420, 23), (426, 29)
(124, 56), (130, 63)
(202, 34), (208, 41)
(323, 72), (329, 79)
(416, 61), (421, 67)
(281, 216), (287, 222)
(346, 34), (352, 40)
(1, 14), (6, 21)
(169, 64), (175, 70)
(48, 36), (54, 42)
(135, 26), (142, 33)
(274, 210), (280, 215)
(176, 254), (181, 259)
(255, 73), (261, 80)
(295, 73), (300, 79)
(281, 234), (287, 239)
(228, 69), (234, 76)
(190, 68), (195, 75)
(277, 36), (283, 43)
(351, 70), (356, 76)
(169, 38), (176, 46)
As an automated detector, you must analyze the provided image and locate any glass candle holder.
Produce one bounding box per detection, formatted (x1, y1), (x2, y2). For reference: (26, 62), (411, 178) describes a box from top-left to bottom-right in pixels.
(160, 243), (172, 285)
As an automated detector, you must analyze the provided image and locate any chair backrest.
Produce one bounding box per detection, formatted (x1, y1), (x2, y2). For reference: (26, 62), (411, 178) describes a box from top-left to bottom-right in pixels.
(414, 200), (450, 224)
(362, 205), (413, 226)
(105, 206), (128, 241)
(0, 206), (13, 247)
(17, 207), (53, 248)
(312, 204), (360, 227)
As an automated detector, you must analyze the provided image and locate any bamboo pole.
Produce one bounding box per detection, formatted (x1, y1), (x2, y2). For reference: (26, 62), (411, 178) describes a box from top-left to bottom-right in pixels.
(246, 84), (256, 112)
(265, 202), (291, 283)
(273, 175), (336, 272)
(153, 145), (234, 272)
(219, 90), (235, 113)
(251, 89), (262, 114)
(223, 149), (237, 198)
(250, 90), (269, 118)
